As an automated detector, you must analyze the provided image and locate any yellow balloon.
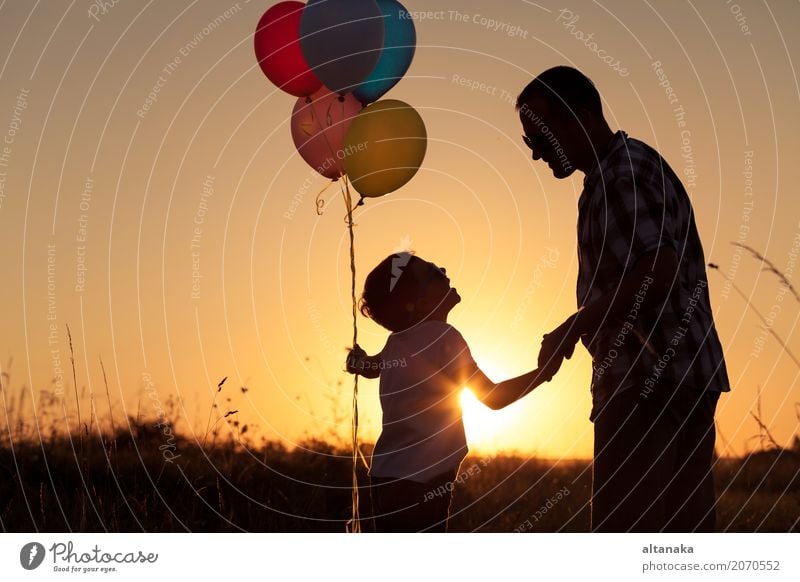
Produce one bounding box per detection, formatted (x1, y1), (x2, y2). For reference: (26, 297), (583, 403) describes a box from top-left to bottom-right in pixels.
(343, 99), (427, 198)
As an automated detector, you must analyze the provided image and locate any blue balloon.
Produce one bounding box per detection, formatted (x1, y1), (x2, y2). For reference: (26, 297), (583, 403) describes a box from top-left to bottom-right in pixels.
(299, 0), (384, 96)
(353, 0), (416, 105)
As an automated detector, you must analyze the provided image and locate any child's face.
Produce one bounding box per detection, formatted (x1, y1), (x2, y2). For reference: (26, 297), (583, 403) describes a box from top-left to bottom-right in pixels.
(409, 258), (460, 320)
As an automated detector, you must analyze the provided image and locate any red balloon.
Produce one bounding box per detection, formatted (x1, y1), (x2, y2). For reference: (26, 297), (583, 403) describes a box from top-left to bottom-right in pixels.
(254, 1), (321, 97)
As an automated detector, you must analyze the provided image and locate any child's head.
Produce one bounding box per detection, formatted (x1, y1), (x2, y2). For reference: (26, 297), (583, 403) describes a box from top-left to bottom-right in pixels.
(359, 252), (460, 332)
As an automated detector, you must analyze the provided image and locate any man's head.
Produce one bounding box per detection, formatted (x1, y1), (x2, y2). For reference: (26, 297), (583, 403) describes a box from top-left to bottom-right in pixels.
(516, 66), (610, 178)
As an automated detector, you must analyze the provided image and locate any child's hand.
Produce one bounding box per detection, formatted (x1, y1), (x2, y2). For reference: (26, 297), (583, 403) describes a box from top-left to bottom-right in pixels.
(345, 344), (368, 374)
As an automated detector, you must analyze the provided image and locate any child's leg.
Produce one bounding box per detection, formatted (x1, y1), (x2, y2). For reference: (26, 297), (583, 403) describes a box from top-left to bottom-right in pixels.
(421, 468), (458, 533)
(369, 469), (458, 532)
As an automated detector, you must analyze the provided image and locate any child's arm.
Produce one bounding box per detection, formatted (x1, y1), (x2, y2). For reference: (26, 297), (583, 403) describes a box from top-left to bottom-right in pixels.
(345, 344), (382, 379)
(465, 366), (553, 410)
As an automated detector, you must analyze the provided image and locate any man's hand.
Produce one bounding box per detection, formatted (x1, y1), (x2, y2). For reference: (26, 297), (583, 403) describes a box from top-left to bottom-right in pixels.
(538, 314), (581, 379)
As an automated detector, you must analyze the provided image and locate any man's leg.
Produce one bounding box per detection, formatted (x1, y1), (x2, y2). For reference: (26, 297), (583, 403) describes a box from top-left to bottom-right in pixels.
(592, 391), (673, 532)
(663, 390), (719, 532)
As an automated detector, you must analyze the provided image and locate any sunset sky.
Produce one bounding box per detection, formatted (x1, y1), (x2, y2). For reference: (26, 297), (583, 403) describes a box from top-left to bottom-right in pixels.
(1, 0), (798, 459)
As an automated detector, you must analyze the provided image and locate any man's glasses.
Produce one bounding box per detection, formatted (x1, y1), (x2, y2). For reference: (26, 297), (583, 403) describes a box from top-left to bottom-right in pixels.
(522, 133), (548, 151)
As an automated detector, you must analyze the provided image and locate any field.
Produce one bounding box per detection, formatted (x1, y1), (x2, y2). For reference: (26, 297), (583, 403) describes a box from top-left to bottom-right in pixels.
(1, 414), (798, 532)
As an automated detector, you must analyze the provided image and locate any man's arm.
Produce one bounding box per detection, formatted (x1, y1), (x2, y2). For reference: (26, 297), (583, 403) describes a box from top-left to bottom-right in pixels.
(538, 246), (679, 373)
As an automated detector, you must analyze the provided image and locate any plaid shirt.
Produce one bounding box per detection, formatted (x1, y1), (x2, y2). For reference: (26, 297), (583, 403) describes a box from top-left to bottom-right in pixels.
(577, 131), (730, 418)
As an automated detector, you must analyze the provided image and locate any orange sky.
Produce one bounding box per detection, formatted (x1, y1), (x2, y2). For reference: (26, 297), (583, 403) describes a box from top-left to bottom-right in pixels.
(0, 0), (799, 459)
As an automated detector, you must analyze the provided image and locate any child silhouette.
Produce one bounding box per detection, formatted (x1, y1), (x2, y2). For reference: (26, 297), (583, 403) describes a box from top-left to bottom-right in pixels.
(346, 252), (553, 532)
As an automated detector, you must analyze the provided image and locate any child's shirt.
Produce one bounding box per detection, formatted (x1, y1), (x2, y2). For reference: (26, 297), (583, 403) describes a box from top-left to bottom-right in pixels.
(370, 320), (475, 484)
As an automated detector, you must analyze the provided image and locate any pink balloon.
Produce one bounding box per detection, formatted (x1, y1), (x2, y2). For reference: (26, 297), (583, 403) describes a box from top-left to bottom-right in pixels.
(291, 87), (362, 179)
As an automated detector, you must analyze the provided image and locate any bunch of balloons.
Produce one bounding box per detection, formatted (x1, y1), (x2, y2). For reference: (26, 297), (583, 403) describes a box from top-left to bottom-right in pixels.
(254, 0), (426, 200)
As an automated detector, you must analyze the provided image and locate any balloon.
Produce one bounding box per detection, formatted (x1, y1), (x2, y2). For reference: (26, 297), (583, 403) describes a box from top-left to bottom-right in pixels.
(353, 0), (416, 105)
(343, 99), (426, 198)
(254, 1), (321, 97)
(299, 0), (384, 95)
(291, 87), (363, 179)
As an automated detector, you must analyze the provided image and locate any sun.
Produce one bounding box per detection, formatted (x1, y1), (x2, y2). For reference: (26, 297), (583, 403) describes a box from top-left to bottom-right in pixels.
(459, 387), (526, 452)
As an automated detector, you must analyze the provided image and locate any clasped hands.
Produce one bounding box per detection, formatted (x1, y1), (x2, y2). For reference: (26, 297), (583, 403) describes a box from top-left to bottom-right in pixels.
(537, 312), (582, 382)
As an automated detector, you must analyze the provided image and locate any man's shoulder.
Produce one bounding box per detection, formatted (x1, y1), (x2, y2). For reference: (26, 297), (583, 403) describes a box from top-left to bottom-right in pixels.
(610, 135), (665, 173)
(596, 135), (682, 192)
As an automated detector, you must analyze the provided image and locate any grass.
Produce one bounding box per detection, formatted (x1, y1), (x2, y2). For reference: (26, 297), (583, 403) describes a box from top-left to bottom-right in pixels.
(0, 414), (798, 532)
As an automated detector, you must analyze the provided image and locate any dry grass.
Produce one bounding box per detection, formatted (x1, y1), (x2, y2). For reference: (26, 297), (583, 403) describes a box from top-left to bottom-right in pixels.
(0, 410), (797, 532)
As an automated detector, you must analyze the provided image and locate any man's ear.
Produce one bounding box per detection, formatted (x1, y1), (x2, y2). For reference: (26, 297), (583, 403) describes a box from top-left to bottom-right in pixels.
(575, 104), (603, 128)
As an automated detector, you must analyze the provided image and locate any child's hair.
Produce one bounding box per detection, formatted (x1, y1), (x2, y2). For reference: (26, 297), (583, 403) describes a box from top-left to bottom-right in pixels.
(359, 252), (422, 332)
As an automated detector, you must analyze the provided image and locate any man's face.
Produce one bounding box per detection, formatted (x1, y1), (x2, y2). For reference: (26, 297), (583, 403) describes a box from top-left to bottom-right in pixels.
(518, 95), (581, 179)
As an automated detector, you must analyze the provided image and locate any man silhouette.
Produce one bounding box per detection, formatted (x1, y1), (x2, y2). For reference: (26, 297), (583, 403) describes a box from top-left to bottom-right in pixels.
(516, 66), (730, 532)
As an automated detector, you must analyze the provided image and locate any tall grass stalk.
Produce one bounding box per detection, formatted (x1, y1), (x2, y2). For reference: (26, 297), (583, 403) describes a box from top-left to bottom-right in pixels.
(99, 356), (115, 437)
(708, 263), (800, 368)
(65, 324), (82, 438)
(202, 376), (227, 447)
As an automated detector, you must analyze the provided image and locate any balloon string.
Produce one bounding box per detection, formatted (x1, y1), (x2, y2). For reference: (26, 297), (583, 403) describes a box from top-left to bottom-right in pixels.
(314, 180), (334, 215)
(307, 95), (345, 181)
(341, 175), (361, 533)
(340, 194), (364, 224)
(325, 100), (334, 127)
